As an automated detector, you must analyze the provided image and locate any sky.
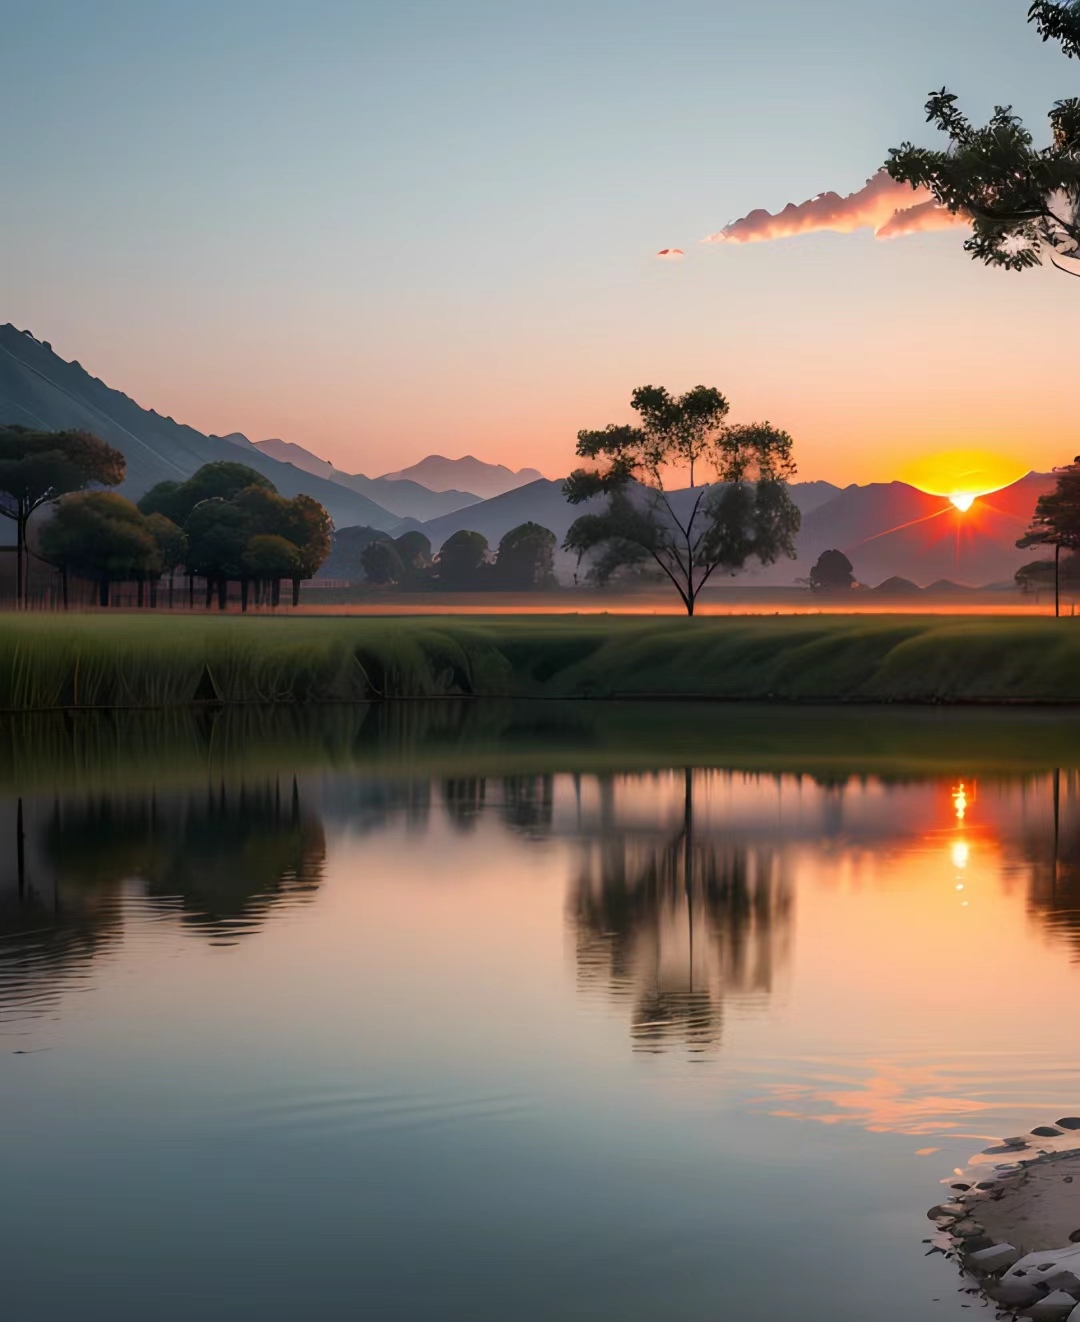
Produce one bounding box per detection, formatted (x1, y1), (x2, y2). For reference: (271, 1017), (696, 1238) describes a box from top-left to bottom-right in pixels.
(1, 0), (1076, 490)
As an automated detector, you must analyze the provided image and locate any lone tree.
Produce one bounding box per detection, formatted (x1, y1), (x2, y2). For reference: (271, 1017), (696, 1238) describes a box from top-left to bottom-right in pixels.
(563, 385), (800, 615)
(360, 538), (406, 585)
(1017, 456), (1080, 615)
(495, 522), (557, 589)
(809, 549), (855, 593)
(886, 1), (1080, 277)
(0, 426), (125, 606)
(437, 529), (490, 588)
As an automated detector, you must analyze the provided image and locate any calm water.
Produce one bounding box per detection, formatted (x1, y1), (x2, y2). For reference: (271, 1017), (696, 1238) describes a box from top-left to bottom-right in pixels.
(3, 708), (1080, 1321)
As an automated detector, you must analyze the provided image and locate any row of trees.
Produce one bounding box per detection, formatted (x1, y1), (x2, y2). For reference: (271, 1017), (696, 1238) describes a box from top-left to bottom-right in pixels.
(136, 462), (331, 607)
(359, 522), (557, 591)
(0, 423), (332, 608)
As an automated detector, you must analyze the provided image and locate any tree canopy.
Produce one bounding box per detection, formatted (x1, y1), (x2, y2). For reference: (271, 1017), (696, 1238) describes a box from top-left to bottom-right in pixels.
(563, 385), (800, 615)
(40, 492), (163, 606)
(437, 529), (490, 588)
(886, 1), (1080, 276)
(137, 463), (332, 608)
(495, 522), (557, 589)
(0, 426), (126, 605)
(809, 549), (855, 593)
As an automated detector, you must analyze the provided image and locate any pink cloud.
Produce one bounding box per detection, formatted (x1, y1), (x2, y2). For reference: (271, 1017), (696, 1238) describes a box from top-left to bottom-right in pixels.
(705, 171), (969, 245)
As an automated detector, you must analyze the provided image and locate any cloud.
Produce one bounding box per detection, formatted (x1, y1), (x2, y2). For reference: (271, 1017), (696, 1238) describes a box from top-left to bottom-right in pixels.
(705, 171), (968, 246)
(656, 248), (685, 259)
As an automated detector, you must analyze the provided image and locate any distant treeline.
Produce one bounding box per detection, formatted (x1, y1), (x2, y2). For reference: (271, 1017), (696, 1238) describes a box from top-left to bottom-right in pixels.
(322, 522), (558, 591)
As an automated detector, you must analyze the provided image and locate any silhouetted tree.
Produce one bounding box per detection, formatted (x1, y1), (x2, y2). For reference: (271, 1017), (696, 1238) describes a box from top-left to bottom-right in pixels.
(495, 522), (557, 589)
(886, 2), (1080, 277)
(564, 385), (800, 615)
(0, 426), (125, 606)
(437, 529), (489, 588)
(185, 498), (249, 608)
(394, 530), (433, 579)
(40, 492), (161, 606)
(144, 513), (186, 607)
(1017, 457), (1080, 615)
(282, 493), (333, 605)
(809, 548), (855, 593)
(243, 533), (302, 607)
(360, 538), (405, 585)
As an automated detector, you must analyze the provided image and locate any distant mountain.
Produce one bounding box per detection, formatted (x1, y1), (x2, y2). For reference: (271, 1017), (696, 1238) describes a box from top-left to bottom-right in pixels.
(794, 476), (1055, 588)
(0, 327), (399, 531)
(380, 454), (544, 499)
(416, 474), (1053, 588)
(251, 437), (481, 522)
(419, 478), (845, 551)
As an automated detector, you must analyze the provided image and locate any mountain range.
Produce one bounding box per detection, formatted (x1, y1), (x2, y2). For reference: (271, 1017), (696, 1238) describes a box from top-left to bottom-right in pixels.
(0, 325), (1054, 587)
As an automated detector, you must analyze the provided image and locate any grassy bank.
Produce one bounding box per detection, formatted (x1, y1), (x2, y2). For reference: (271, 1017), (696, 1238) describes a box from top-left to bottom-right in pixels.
(4, 612), (1080, 709)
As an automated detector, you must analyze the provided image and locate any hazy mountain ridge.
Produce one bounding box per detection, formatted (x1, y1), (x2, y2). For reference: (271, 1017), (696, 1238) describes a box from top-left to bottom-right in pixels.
(413, 474), (1053, 588)
(382, 454), (544, 498)
(0, 328), (400, 531)
(251, 437), (482, 521)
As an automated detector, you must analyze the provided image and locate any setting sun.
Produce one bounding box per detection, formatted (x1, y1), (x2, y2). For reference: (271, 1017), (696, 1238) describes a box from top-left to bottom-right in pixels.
(899, 450), (1026, 505)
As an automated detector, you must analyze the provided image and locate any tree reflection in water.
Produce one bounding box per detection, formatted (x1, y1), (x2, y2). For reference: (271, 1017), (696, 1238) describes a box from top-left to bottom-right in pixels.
(1021, 768), (1080, 959)
(569, 770), (792, 1056)
(0, 781), (325, 1019)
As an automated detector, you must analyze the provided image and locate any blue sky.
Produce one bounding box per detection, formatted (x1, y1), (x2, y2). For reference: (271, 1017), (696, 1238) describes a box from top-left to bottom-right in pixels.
(1, 0), (1074, 483)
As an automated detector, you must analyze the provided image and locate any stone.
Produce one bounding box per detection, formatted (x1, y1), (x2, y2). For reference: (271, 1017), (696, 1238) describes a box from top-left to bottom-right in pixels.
(1041, 1270), (1080, 1298)
(1034, 1127), (1066, 1138)
(1028, 1290), (1079, 1319)
(1057, 1119), (1080, 1131)
(988, 1276), (1041, 1308)
(968, 1243), (1021, 1272)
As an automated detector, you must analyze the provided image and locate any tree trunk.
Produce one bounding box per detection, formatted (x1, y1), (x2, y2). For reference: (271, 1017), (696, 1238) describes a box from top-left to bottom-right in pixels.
(61, 566), (68, 611)
(685, 591), (695, 617)
(272, 578), (281, 608)
(204, 576), (214, 609)
(99, 578), (109, 608)
(188, 573), (194, 609)
(291, 576), (301, 607)
(168, 575), (175, 610)
(1056, 543), (1061, 619)
(137, 576), (145, 608)
(150, 577), (158, 609)
(15, 512), (26, 609)
(217, 577), (228, 611)
(240, 578), (249, 613)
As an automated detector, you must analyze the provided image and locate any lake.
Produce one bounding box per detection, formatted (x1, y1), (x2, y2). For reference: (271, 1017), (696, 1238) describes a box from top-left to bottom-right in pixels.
(2, 703), (1079, 1321)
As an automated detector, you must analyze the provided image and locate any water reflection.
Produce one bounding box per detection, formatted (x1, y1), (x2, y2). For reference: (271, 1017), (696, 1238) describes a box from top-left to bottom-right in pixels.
(0, 780), (324, 1021)
(570, 771), (791, 1055)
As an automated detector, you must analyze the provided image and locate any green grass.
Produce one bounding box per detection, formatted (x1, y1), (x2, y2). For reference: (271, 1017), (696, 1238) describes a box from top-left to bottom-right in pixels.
(4, 612), (1080, 710)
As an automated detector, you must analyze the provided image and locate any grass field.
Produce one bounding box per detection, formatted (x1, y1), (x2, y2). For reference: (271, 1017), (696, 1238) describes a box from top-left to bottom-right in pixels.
(3, 612), (1080, 710)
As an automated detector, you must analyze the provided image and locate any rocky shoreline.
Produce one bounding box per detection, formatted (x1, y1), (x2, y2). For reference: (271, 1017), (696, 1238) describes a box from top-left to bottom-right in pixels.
(929, 1118), (1080, 1319)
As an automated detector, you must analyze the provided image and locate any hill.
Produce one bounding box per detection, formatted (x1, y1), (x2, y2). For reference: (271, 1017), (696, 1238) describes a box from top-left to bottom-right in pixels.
(418, 478), (846, 552)
(415, 474), (1053, 587)
(250, 437), (481, 521)
(381, 454), (544, 498)
(0, 327), (399, 531)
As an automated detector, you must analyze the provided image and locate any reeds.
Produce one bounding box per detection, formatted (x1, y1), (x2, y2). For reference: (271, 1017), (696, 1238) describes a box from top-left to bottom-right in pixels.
(2, 612), (1080, 711)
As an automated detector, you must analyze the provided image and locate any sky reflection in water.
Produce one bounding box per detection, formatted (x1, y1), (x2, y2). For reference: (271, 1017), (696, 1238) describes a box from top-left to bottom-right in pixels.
(2, 754), (1080, 1321)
